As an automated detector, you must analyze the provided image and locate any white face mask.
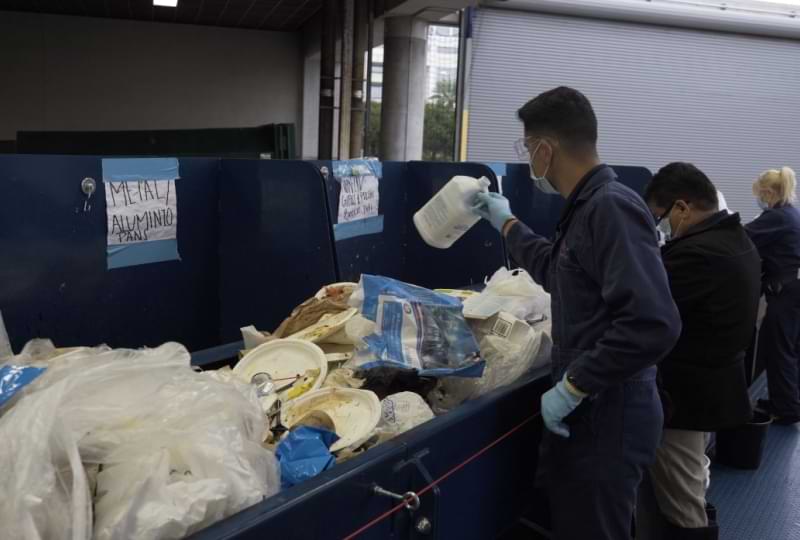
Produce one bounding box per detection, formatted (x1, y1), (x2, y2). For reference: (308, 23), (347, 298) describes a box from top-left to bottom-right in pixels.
(757, 199), (770, 211)
(657, 216), (673, 243)
(529, 142), (559, 195)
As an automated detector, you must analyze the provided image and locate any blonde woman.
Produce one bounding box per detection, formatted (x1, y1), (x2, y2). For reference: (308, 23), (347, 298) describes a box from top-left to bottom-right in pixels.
(746, 166), (800, 425)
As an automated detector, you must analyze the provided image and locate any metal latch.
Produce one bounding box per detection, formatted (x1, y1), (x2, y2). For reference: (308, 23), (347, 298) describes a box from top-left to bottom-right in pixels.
(372, 485), (421, 512)
(81, 177), (96, 212)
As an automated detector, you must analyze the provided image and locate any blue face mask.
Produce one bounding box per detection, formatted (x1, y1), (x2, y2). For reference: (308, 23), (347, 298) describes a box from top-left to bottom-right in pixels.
(757, 199), (769, 211)
(529, 142), (559, 195)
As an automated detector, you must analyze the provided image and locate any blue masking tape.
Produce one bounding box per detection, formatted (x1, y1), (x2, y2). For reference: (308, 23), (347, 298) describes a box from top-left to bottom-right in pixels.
(486, 162), (507, 177)
(102, 158), (179, 182)
(332, 159), (382, 179)
(107, 238), (179, 270)
(334, 215), (384, 241)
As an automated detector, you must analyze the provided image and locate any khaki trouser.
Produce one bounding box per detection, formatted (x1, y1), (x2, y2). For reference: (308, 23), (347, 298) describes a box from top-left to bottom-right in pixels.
(637, 429), (710, 538)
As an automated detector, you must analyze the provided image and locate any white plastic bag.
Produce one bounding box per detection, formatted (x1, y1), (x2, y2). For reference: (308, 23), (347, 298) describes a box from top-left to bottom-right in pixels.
(0, 342), (279, 540)
(344, 314), (376, 346)
(376, 392), (434, 441)
(462, 267), (551, 321)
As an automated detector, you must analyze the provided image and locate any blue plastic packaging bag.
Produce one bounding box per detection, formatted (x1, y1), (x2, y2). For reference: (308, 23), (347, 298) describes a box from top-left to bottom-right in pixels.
(354, 275), (484, 378)
(276, 426), (339, 488)
(0, 365), (46, 408)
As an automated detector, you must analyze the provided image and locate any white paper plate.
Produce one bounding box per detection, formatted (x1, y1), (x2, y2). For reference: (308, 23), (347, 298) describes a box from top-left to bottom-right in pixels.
(288, 308), (358, 343)
(281, 387), (381, 452)
(314, 282), (359, 300)
(233, 339), (328, 401)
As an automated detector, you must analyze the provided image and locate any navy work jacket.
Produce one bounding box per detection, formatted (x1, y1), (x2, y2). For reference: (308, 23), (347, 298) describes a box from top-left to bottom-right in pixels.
(745, 203), (800, 285)
(506, 165), (681, 394)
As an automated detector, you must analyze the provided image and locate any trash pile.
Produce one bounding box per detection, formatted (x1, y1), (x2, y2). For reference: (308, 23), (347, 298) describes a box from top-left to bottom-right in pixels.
(0, 268), (551, 539)
(0, 341), (279, 540)
(236, 269), (552, 485)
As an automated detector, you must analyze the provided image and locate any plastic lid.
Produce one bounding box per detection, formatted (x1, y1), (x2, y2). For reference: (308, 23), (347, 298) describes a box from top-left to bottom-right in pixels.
(281, 388), (381, 452)
(234, 339), (328, 400)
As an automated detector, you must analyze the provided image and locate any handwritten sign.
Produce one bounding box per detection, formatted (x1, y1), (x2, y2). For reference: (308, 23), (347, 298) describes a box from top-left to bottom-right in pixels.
(102, 158), (180, 269)
(338, 173), (379, 223)
(105, 179), (177, 244)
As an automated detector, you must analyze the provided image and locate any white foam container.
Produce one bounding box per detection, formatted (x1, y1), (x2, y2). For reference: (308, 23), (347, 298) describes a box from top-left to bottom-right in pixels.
(281, 387), (381, 452)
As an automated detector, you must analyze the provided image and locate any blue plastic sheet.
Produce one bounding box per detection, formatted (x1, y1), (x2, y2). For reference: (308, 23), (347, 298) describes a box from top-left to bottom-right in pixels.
(0, 365), (45, 408)
(356, 275), (484, 378)
(276, 426), (339, 488)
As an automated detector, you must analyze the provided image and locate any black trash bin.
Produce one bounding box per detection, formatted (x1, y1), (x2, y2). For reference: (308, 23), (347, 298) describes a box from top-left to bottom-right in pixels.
(715, 410), (772, 470)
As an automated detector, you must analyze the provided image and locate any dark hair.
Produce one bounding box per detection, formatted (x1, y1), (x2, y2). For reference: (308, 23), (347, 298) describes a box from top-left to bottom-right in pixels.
(517, 87), (598, 152)
(645, 162), (719, 211)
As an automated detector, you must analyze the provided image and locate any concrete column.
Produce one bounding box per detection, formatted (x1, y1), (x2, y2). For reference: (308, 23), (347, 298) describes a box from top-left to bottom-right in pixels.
(380, 16), (428, 161)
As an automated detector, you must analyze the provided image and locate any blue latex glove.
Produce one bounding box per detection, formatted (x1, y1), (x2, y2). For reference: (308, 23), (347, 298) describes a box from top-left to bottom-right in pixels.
(471, 192), (514, 232)
(541, 375), (585, 438)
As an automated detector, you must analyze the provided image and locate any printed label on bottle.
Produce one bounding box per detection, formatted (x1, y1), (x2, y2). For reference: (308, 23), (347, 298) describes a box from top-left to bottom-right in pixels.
(422, 196), (451, 230)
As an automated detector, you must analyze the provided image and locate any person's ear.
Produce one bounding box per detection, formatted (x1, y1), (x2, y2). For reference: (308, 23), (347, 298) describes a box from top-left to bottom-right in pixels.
(539, 140), (556, 166)
(674, 200), (691, 216)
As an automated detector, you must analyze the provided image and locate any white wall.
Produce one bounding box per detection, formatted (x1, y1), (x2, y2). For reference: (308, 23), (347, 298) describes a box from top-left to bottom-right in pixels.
(466, 8), (800, 217)
(301, 15), (321, 160)
(0, 11), (302, 142)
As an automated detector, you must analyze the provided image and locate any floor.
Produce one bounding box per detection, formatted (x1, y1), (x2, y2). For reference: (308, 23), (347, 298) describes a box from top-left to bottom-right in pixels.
(710, 421), (800, 539)
(499, 375), (800, 540)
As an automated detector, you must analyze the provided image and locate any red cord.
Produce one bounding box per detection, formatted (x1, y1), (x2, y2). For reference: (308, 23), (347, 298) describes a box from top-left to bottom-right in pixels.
(342, 413), (540, 540)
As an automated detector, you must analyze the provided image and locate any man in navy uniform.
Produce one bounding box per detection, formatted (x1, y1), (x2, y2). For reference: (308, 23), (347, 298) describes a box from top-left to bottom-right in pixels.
(473, 87), (681, 540)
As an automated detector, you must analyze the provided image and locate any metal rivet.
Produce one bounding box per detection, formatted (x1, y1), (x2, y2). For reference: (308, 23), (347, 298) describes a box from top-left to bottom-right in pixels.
(416, 517), (432, 534)
(81, 177), (96, 196)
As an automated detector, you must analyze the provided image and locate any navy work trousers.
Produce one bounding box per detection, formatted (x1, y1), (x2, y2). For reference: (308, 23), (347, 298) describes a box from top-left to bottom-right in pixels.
(759, 281), (800, 417)
(541, 370), (663, 540)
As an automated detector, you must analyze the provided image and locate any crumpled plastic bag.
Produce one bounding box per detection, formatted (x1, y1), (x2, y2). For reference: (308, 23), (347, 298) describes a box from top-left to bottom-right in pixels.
(428, 322), (550, 415)
(375, 392), (434, 441)
(348, 275), (484, 378)
(0, 342), (279, 540)
(462, 267), (551, 321)
(276, 426), (339, 488)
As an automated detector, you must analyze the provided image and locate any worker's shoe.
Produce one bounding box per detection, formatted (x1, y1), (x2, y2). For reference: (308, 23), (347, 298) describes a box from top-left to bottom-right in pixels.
(704, 502), (717, 524)
(756, 399), (800, 425)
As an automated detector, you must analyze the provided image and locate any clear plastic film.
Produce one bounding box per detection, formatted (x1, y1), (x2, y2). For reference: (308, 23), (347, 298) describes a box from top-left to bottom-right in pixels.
(0, 342), (280, 540)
